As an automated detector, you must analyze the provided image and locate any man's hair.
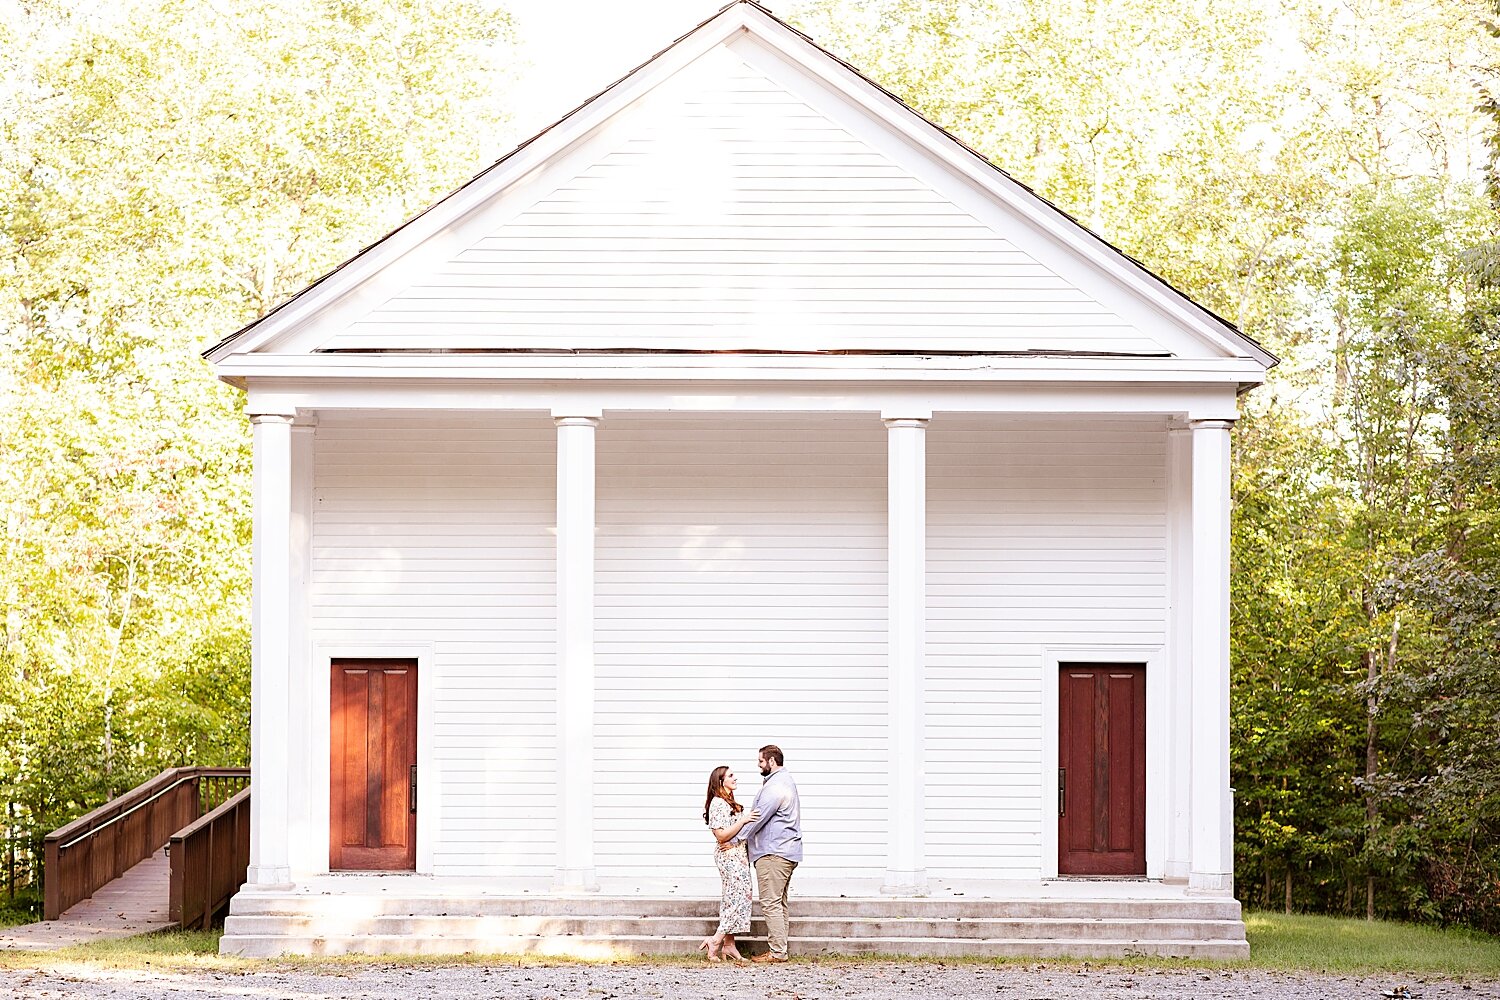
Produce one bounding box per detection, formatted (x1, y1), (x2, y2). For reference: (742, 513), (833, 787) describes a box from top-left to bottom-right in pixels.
(759, 744), (784, 767)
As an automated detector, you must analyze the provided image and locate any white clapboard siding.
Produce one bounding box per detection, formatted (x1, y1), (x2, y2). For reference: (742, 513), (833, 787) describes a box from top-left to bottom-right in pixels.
(308, 409), (1166, 882)
(925, 414), (1167, 879)
(311, 412), (557, 878)
(324, 47), (1166, 356)
(593, 413), (888, 880)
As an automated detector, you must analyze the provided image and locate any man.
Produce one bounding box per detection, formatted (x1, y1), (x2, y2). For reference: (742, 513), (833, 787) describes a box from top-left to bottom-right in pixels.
(736, 743), (801, 963)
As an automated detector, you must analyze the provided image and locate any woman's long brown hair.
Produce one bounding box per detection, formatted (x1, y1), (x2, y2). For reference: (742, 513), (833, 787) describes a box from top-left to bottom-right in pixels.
(702, 765), (744, 824)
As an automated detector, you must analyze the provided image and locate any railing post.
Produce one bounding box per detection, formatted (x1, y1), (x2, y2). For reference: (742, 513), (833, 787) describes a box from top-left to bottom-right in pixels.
(43, 838), (59, 921)
(203, 818), (215, 929)
(168, 840), (183, 925)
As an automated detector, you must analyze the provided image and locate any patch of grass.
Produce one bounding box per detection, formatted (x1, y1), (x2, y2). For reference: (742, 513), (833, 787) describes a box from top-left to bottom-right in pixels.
(1, 913), (1496, 979)
(0, 890), (42, 928)
(1244, 911), (1500, 976)
(0, 930), (253, 974)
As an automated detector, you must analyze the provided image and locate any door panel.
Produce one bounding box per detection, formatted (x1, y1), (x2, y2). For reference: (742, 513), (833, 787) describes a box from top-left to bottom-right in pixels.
(331, 659), (417, 870)
(1058, 663), (1145, 876)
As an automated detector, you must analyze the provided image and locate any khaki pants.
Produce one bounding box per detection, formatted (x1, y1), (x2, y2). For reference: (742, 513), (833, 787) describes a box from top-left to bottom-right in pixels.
(754, 854), (797, 957)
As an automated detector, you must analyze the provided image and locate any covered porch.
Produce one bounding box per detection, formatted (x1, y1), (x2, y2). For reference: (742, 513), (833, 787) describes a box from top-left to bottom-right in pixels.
(236, 369), (1242, 906)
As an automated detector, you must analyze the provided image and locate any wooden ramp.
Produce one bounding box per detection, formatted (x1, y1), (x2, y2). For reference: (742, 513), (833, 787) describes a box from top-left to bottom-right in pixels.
(0, 849), (172, 951)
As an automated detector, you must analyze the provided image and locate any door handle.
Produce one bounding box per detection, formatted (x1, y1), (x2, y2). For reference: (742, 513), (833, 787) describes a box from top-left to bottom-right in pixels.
(410, 764), (417, 813)
(1058, 767), (1066, 818)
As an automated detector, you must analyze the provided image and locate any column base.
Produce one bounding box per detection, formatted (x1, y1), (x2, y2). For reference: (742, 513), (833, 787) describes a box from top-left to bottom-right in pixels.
(553, 867), (599, 893)
(880, 869), (930, 896)
(245, 865), (293, 888)
(1187, 871), (1234, 895)
(1162, 859), (1190, 883)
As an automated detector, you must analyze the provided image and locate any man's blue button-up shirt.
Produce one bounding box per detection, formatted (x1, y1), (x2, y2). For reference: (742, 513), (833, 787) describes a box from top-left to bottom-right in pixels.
(738, 768), (802, 865)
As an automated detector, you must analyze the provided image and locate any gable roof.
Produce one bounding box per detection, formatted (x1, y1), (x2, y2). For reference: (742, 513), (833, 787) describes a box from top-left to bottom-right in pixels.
(205, 0), (1276, 369)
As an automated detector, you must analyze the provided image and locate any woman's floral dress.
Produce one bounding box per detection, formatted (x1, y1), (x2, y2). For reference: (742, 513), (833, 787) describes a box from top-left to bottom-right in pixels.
(707, 797), (752, 935)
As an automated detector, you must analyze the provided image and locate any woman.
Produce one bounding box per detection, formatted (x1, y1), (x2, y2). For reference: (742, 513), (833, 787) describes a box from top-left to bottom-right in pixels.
(700, 765), (759, 962)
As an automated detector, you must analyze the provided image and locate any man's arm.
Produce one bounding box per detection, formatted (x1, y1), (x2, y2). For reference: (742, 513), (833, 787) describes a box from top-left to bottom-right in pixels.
(734, 784), (778, 842)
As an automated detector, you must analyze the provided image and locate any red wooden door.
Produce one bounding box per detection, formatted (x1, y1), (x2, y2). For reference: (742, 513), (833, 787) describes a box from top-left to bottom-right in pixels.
(330, 659), (417, 870)
(1058, 664), (1146, 876)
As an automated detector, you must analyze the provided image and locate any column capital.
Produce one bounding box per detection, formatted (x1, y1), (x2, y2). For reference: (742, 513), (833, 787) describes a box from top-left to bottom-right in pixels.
(552, 408), (602, 425)
(1187, 418), (1236, 432)
(249, 412), (296, 426)
(882, 415), (931, 428)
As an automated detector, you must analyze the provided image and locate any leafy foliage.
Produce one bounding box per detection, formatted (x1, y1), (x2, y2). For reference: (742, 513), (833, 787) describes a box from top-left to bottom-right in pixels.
(0, 0), (516, 894)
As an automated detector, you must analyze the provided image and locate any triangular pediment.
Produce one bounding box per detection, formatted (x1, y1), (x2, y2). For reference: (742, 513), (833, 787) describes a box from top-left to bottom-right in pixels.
(209, 2), (1273, 368)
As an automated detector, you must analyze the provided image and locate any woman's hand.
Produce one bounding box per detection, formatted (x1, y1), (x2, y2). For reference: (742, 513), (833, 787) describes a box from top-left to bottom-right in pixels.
(740, 809), (761, 829)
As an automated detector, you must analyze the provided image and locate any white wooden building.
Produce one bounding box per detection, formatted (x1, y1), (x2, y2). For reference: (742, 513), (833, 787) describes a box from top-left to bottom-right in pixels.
(210, 1), (1271, 957)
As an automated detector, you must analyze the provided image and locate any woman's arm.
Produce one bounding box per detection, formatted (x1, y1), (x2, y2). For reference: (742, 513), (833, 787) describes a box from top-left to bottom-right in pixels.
(711, 809), (760, 845)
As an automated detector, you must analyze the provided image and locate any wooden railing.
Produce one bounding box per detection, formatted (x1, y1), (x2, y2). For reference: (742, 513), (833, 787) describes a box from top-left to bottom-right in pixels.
(43, 767), (250, 920)
(169, 787), (250, 929)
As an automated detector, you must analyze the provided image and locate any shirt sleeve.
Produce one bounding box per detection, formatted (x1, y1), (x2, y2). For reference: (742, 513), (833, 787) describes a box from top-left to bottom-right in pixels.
(735, 784), (778, 841)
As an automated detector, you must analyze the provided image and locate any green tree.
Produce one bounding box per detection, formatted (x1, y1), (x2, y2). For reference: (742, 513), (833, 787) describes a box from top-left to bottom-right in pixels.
(0, 0), (518, 895)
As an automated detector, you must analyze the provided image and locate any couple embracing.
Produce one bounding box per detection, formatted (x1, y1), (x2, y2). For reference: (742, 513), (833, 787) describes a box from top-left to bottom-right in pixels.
(699, 744), (801, 962)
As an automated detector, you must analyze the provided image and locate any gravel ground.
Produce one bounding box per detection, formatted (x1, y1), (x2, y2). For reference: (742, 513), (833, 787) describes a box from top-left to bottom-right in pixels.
(2, 962), (1497, 1000)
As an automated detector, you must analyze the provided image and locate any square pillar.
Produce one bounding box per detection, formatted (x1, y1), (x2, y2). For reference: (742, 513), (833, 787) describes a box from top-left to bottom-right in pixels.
(882, 413), (929, 895)
(248, 411), (294, 886)
(1164, 422), (1193, 882)
(554, 411), (600, 892)
(286, 416), (317, 876)
(1188, 418), (1235, 893)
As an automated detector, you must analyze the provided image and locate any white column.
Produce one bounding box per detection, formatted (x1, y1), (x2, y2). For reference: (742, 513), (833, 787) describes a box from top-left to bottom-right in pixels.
(882, 414), (929, 896)
(285, 417), (316, 876)
(554, 411), (600, 891)
(1188, 418), (1235, 894)
(248, 412), (294, 886)
(1164, 422), (1193, 882)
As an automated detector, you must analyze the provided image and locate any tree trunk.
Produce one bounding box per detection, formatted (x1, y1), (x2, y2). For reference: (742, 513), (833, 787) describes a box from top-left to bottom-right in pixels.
(1364, 637), (1379, 921)
(5, 801), (13, 901)
(1284, 869), (1293, 914)
(1363, 612), (1399, 922)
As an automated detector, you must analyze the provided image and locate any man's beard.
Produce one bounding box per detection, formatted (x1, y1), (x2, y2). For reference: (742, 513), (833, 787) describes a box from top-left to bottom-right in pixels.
(760, 765), (771, 776)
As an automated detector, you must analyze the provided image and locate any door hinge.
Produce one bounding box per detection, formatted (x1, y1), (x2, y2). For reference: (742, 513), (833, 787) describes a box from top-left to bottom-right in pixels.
(410, 764), (417, 813)
(1058, 767), (1066, 818)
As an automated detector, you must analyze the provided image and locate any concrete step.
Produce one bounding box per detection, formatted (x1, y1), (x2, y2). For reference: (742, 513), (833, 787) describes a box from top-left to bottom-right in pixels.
(222, 912), (1247, 943)
(218, 932), (1251, 960)
(226, 894), (1243, 922)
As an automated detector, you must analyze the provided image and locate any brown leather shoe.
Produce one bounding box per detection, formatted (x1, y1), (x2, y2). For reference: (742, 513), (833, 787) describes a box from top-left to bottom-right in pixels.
(751, 952), (788, 963)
